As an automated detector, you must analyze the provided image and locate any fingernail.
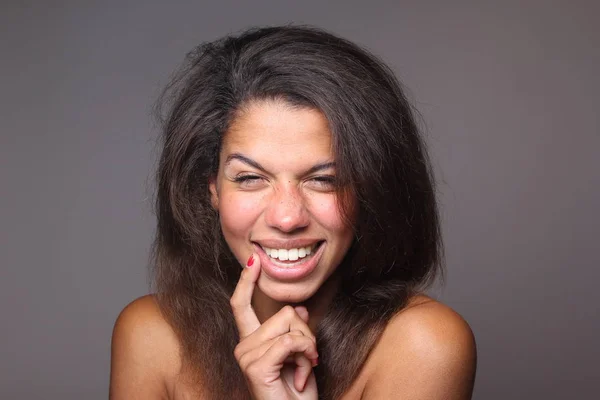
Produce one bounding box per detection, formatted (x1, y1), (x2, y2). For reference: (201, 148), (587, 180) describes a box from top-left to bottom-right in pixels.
(246, 255), (254, 267)
(311, 357), (319, 366)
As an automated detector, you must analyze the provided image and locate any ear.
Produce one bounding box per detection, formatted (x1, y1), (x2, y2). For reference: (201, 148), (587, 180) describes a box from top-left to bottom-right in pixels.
(209, 176), (219, 210)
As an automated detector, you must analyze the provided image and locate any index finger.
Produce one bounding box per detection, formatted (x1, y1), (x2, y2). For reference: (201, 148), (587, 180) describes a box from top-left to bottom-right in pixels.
(230, 253), (261, 338)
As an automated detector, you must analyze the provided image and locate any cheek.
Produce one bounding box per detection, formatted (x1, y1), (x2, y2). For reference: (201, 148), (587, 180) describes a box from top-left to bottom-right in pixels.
(219, 193), (263, 238)
(307, 195), (348, 233)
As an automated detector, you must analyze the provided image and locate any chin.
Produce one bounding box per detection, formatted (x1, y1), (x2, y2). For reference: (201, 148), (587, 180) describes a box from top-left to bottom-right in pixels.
(257, 279), (318, 304)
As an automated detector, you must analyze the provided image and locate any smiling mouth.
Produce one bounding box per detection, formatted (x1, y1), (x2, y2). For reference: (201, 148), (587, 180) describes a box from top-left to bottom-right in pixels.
(256, 241), (324, 263)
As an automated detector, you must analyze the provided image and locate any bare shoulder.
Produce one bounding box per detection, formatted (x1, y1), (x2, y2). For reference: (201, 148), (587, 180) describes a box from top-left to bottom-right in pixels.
(110, 294), (182, 400)
(363, 295), (477, 399)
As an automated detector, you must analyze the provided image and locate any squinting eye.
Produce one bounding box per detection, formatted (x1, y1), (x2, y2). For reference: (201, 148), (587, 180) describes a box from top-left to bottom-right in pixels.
(233, 174), (265, 189)
(308, 176), (337, 191)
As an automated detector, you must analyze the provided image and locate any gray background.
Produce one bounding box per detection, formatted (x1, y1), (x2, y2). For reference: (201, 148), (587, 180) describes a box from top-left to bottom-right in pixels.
(1, 1), (598, 399)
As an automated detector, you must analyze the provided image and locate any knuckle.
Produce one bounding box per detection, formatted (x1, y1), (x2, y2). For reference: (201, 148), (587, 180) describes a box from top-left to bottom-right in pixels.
(281, 305), (295, 318)
(238, 351), (250, 369)
(280, 333), (294, 347)
(233, 344), (243, 361)
(229, 296), (240, 309)
(300, 336), (315, 351)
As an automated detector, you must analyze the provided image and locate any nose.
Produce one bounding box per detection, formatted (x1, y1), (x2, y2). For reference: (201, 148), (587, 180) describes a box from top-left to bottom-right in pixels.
(264, 184), (310, 233)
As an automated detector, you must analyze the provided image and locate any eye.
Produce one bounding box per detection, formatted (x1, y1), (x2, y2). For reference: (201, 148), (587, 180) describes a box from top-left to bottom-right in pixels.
(306, 175), (337, 191)
(233, 174), (266, 189)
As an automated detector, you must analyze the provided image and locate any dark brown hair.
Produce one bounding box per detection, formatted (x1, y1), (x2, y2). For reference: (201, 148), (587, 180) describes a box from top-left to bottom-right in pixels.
(151, 25), (442, 399)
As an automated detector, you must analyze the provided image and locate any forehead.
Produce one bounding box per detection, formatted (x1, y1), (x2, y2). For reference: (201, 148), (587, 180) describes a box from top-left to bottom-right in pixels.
(222, 100), (333, 157)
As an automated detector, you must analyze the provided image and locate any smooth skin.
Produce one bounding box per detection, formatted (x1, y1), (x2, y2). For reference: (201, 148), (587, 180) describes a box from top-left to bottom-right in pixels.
(110, 100), (477, 399)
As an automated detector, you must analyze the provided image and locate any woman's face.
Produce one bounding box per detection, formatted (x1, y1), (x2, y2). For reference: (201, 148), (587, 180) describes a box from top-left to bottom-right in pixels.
(210, 100), (355, 303)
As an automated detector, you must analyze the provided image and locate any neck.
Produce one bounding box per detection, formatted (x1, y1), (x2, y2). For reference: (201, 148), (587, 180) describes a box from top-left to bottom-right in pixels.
(252, 272), (340, 333)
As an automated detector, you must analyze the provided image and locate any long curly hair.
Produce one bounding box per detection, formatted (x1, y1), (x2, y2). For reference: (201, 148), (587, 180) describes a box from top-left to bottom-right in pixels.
(151, 25), (443, 399)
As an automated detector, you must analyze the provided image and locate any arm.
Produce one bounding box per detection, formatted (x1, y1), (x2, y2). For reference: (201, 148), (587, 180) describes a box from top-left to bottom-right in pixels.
(363, 300), (477, 399)
(109, 295), (180, 400)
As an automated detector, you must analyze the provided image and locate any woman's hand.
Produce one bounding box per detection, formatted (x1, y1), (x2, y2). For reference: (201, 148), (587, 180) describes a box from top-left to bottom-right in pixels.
(231, 254), (319, 400)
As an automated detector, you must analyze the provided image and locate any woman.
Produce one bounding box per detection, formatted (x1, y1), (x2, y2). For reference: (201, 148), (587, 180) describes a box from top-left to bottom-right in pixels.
(110, 26), (476, 399)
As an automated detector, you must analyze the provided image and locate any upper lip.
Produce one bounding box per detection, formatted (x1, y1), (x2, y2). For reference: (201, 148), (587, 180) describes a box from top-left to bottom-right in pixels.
(253, 239), (323, 249)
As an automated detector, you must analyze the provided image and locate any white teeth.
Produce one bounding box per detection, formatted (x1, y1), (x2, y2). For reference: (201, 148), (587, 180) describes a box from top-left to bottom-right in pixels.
(262, 245), (317, 261)
(279, 249), (289, 261)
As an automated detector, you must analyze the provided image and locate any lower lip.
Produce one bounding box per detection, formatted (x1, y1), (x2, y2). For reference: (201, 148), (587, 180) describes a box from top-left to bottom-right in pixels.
(254, 243), (324, 282)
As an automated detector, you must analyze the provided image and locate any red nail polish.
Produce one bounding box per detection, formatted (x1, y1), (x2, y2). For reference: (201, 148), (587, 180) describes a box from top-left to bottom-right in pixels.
(246, 255), (254, 267)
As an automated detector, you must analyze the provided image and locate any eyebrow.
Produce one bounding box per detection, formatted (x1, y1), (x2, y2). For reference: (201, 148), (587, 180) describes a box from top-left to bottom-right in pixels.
(225, 153), (335, 175)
